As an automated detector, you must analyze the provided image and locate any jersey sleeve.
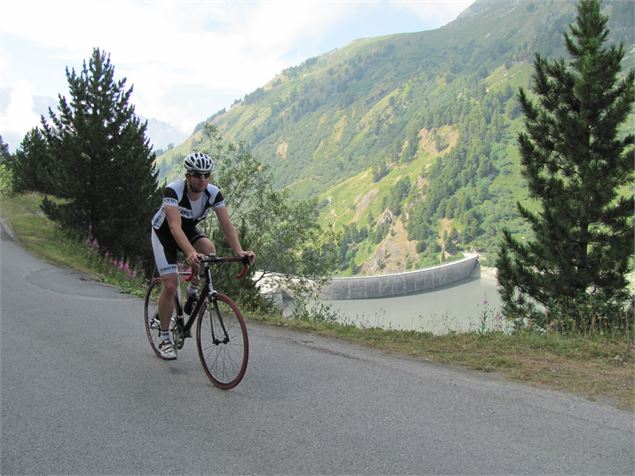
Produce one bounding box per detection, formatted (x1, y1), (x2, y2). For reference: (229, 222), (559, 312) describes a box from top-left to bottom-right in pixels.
(211, 190), (225, 208)
(162, 186), (178, 207)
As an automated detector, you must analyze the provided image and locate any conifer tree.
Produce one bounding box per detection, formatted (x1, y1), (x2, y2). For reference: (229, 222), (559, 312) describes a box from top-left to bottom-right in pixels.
(11, 127), (56, 193)
(40, 48), (159, 268)
(497, 0), (634, 332)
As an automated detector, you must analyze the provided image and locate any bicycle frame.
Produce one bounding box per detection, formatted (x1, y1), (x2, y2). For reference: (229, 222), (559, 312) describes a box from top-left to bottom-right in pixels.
(177, 261), (214, 339)
(174, 255), (249, 344)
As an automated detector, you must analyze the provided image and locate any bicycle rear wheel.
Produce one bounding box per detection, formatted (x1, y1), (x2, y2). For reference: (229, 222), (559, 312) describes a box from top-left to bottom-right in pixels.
(144, 278), (166, 359)
(196, 293), (249, 389)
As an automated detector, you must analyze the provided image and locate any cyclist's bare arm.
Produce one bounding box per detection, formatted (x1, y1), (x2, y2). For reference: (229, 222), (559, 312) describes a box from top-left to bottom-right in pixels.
(214, 206), (255, 262)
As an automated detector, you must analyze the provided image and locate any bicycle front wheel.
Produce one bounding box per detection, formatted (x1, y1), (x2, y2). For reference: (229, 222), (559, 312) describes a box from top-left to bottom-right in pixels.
(196, 293), (249, 390)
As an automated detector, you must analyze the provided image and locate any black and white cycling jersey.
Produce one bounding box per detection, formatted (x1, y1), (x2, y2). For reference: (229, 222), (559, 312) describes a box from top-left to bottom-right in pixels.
(151, 179), (225, 236)
(150, 179), (226, 276)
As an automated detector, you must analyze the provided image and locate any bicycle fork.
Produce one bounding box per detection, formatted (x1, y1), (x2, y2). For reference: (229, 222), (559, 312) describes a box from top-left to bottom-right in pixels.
(209, 297), (230, 345)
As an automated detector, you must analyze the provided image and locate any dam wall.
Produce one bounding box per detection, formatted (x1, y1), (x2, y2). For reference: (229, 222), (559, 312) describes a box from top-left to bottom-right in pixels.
(319, 255), (480, 300)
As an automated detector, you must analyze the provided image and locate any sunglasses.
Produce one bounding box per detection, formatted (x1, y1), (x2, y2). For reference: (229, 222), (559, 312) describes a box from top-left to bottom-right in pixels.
(189, 172), (211, 179)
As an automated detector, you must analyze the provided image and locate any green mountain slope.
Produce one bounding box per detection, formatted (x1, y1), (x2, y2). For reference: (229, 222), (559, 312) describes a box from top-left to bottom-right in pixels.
(157, 0), (634, 274)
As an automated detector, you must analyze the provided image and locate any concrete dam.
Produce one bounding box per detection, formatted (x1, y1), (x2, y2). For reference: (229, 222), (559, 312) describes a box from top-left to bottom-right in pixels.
(319, 255), (480, 300)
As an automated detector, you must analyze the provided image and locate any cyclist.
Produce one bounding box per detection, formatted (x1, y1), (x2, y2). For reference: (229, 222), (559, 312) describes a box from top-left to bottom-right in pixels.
(150, 152), (255, 360)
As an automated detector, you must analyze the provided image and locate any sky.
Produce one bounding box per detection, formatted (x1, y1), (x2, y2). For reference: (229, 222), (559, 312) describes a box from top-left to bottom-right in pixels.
(1, 0), (476, 151)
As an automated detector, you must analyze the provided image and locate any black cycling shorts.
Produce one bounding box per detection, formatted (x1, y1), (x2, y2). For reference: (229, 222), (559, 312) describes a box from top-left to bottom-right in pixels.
(151, 227), (207, 276)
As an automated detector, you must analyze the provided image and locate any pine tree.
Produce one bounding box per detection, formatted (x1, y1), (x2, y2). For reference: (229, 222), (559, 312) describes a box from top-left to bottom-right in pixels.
(11, 127), (56, 193)
(40, 48), (160, 268)
(497, 0), (634, 332)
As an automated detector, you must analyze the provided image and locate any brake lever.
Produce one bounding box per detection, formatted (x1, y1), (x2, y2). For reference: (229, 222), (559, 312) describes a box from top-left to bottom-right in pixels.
(234, 255), (252, 280)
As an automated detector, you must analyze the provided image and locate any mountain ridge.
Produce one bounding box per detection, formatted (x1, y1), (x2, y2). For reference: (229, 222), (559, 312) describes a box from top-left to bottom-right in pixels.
(156, 0), (634, 274)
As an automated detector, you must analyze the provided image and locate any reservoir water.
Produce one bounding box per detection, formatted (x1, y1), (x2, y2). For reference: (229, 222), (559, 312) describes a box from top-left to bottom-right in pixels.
(321, 269), (504, 334)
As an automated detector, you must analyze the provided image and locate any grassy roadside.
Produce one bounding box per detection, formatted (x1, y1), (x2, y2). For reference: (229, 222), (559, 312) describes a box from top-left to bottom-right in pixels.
(2, 192), (633, 411)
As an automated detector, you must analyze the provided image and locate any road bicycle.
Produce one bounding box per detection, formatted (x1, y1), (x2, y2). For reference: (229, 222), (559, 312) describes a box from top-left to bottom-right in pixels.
(144, 254), (251, 390)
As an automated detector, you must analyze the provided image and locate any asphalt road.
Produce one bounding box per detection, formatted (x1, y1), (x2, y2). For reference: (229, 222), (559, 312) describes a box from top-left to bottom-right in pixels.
(1, 221), (633, 475)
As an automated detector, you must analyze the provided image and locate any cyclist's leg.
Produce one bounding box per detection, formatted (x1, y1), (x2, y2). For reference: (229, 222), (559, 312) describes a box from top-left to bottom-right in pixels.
(193, 236), (214, 254)
(158, 273), (178, 331)
(189, 229), (214, 286)
(188, 227), (216, 255)
(151, 229), (179, 357)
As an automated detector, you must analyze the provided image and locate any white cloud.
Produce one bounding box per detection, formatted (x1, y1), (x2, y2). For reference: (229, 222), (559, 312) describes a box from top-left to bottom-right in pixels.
(1, 0), (474, 148)
(2, 0), (358, 134)
(0, 82), (41, 139)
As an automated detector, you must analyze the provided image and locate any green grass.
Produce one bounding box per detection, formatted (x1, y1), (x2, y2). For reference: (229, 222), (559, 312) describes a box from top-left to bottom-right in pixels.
(2, 191), (633, 411)
(1, 192), (147, 296)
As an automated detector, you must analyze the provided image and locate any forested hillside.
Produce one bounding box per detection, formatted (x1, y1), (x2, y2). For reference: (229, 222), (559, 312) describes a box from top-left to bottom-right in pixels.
(156, 0), (634, 274)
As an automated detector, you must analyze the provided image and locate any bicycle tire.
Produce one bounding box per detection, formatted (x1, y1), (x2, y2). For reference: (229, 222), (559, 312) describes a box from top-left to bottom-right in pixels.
(196, 293), (249, 389)
(144, 278), (171, 359)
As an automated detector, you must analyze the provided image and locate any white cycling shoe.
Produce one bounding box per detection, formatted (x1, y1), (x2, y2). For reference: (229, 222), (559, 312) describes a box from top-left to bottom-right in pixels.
(158, 339), (177, 360)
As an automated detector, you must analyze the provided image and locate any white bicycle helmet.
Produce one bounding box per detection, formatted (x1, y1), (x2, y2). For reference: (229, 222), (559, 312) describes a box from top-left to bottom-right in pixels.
(184, 152), (214, 174)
